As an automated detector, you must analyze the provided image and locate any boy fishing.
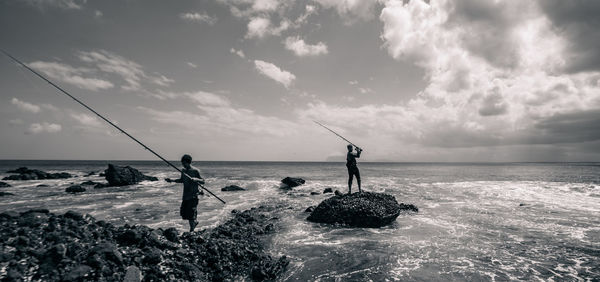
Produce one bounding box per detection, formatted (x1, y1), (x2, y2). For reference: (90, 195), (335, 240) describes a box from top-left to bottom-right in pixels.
(346, 144), (362, 194)
(178, 154), (204, 232)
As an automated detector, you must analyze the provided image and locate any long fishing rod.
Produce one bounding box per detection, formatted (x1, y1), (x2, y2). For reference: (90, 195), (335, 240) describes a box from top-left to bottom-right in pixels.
(1, 49), (226, 204)
(313, 120), (361, 150)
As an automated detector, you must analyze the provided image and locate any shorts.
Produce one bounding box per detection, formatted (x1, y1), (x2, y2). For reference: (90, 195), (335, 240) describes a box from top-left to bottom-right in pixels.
(180, 197), (198, 220)
(347, 165), (360, 181)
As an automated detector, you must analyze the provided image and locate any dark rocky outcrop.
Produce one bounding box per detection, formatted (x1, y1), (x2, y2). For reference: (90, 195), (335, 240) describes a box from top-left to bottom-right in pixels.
(323, 188), (333, 194)
(307, 192), (418, 228)
(3, 167), (72, 181)
(281, 177), (305, 188)
(104, 164), (158, 187)
(36, 184), (50, 188)
(310, 191), (320, 195)
(221, 185), (246, 191)
(80, 180), (102, 186)
(0, 206), (289, 281)
(65, 185), (86, 193)
(304, 206), (315, 213)
(0, 181), (11, 188)
(0, 191), (14, 197)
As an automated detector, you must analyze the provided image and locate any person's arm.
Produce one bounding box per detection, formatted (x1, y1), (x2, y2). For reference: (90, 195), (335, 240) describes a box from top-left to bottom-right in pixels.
(355, 147), (362, 158)
(190, 170), (205, 184)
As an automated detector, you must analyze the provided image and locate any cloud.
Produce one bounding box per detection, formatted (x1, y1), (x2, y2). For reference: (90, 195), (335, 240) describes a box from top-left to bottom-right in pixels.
(152, 90), (231, 107)
(11, 98), (41, 113)
(21, 0), (85, 10)
(180, 12), (217, 25)
(29, 61), (114, 91)
(8, 119), (24, 126)
(245, 17), (290, 39)
(186, 62), (198, 68)
(77, 50), (173, 91)
(70, 112), (102, 127)
(284, 36), (328, 56)
(253, 60), (296, 88)
(230, 48), (245, 58)
(26, 122), (62, 134)
(94, 10), (102, 18)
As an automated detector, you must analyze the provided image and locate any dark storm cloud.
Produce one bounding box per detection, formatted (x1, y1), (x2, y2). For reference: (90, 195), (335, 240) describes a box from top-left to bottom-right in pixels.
(539, 0), (600, 72)
(532, 109), (600, 144)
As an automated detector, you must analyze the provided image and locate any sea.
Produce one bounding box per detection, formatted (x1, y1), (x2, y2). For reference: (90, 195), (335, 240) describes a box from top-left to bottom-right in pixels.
(0, 160), (599, 281)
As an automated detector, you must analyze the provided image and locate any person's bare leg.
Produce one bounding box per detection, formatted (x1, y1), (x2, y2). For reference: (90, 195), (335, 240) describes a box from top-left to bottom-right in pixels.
(348, 174), (353, 194)
(189, 219), (198, 232)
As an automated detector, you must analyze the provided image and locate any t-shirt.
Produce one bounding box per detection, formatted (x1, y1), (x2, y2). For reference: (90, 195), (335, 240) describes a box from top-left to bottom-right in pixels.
(181, 166), (202, 200)
(346, 151), (360, 167)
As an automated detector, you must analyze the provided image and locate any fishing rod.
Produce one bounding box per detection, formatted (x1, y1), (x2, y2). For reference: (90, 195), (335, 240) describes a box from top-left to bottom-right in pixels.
(313, 120), (362, 150)
(1, 49), (226, 204)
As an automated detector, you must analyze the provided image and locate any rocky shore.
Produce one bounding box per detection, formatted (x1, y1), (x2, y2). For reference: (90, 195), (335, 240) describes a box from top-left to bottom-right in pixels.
(0, 206), (289, 281)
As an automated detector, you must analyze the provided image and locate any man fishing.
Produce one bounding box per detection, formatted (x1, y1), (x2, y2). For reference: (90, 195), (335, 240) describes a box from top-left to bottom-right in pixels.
(178, 154), (205, 232)
(346, 144), (362, 194)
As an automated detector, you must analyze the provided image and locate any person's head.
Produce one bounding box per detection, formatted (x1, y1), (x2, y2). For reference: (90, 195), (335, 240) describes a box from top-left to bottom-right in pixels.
(347, 144), (353, 152)
(181, 154), (192, 168)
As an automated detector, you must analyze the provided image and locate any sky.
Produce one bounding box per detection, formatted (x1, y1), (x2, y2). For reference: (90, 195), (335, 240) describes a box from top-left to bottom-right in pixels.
(0, 0), (599, 162)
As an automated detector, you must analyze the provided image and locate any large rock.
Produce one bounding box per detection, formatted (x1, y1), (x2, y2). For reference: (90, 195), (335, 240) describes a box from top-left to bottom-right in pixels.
(0, 181), (11, 187)
(307, 192), (418, 228)
(221, 185), (245, 191)
(104, 164), (158, 186)
(3, 167), (72, 181)
(281, 177), (305, 188)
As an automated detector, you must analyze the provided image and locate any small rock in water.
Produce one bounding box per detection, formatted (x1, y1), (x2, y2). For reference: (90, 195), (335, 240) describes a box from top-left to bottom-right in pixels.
(94, 183), (110, 189)
(310, 191), (320, 195)
(0, 191), (14, 197)
(307, 192), (418, 228)
(281, 177), (305, 188)
(36, 184), (50, 187)
(80, 180), (101, 186)
(323, 188), (333, 193)
(0, 181), (11, 187)
(65, 185), (86, 193)
(221, 185), (245, 191)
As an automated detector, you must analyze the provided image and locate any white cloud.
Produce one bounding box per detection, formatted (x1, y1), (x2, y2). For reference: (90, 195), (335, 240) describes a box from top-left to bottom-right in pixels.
(230, 48), (245, 58)
(358, 87), (373, 94)
(29, 61), (114, 91)
(348, 80), (358, 85)
(11, 98), (41, 113)
(151, 90), (231, 107)
(186, 62), (198, 68)
(77, 50), (173, 91)
(94, 10), (103, 18)
(70, 112), (102, 127)
(180, 12), (217, 25)
(284, 36), (328, 56)
(23, 0), (85, 9)
(253, 60), (296, 88)
(26, 122), (62, 134)
(8, 119), (24, 125)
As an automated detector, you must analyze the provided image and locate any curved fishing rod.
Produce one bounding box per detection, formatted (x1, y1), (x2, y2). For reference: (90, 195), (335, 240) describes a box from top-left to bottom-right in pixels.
(1, 49), (226, 204)
(313, 120), (362, 150)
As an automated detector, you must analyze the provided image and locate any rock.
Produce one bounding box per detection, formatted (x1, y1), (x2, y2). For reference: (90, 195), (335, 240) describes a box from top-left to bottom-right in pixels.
(63, 264), (92, 280)
(163, 227), (179, 242)
(90, 242), (123, 265)
(281, 177), (305, 188)
(123, 265), (142, 282)
(64, 210), (84, 221)
(3, 167), (72, 180)
(310, 191), (320, 195)
(66, 185), (86, 193)
(117, 229), (141, 245)
(45, 243), (67, 264)
(334, 190), (344, 196)
(104, 164), (158, 186)
(323, 188), (333, 193)
(0, 191), (14, 196)
(0, 181), (11, 187)
(37, 184), (50, 187)
(305, 206), (315, 213)
(165, 178), (182, 183)
(307, 192), (418, 228)
(80, 180), (101, 186)
(221, 185), (245, 191)
(94, 183), (110, 189)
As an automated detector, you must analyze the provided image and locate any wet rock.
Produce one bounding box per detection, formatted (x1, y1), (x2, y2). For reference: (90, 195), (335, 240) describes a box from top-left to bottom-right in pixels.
(307, 192), (418, 228)
(323, 188), (333, 193)
(0, 181), (11, 187)
(94, 183), (110, 189)
(64, 210), (84, 221)
(117, 229), (141, 245)
(104, 164), (158, 186)
(281, 177), (305, 188)
(163, 227), (179, 242)
(305, 206), (315, 213)
(66, 185), (86, 193)
(310, 191), (320, 195)
(123, 265), (142, 282)
(334, 190), (344, 196)
(221, 185), (245, 191)
(164, 178), (182, 183)
(45, 244), (67, 264)
(63, 264), (92, 280)
(0, 191), (14, 196)
(3, 167), (72, 180)
(80, 180), (102, 186)
(36, 184), (50, 187)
